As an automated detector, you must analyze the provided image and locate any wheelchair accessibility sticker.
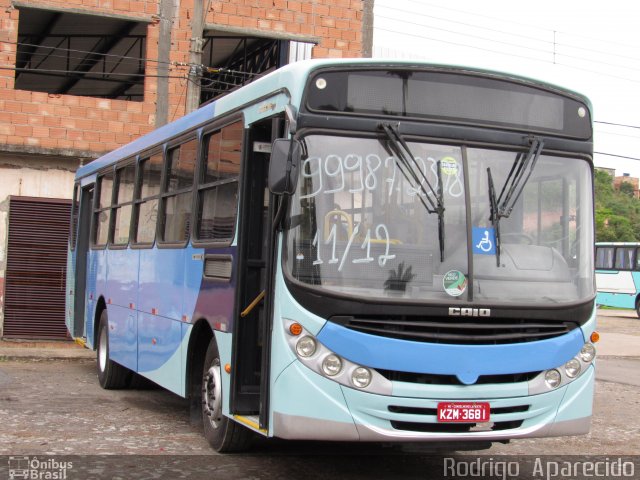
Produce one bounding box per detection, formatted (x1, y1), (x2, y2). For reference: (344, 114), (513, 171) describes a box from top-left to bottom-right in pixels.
(472, 227), (496, 255)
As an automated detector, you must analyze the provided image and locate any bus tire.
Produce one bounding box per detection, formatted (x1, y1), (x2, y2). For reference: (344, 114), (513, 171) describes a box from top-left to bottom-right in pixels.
(201, 337), (252, 452)
(96, 310), (131, 389)
(636, 298), (640, 319)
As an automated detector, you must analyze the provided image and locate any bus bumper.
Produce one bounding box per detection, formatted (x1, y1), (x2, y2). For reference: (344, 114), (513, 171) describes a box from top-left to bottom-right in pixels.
(271, 361), (594, 442)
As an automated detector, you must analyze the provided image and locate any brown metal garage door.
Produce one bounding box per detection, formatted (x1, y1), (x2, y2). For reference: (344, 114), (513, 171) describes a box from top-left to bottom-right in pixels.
(3, 196), (71, 339)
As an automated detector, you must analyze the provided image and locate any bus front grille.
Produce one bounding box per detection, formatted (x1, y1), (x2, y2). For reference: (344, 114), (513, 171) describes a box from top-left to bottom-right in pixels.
(390, 420), (525, 433)
(330, 315), (578, 345)
(378, 370), (541, 385)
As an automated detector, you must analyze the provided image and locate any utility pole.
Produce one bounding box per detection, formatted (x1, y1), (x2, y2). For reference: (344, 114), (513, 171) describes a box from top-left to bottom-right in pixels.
(185, 0), (204, 113)
(362, 0), (374, 58)
(155, 0), (175, 127)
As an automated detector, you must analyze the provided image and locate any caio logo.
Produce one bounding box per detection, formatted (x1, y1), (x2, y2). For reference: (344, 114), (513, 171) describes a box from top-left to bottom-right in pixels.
(448, 307), (491, 317)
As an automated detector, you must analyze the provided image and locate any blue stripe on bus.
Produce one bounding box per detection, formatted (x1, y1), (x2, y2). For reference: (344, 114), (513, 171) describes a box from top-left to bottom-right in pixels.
(316, 322), (584, 384)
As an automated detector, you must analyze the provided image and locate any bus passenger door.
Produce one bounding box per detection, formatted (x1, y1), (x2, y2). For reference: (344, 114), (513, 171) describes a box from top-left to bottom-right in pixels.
(231, 117), (280, 429)
(73, 184), (94, 339)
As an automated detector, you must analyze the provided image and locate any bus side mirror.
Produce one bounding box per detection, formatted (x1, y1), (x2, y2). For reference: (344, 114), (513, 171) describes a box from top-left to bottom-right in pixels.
(268, 138), (300, 195)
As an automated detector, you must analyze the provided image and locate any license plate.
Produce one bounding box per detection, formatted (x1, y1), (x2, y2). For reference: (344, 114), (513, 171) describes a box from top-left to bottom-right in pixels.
(437, 402), (490, 423)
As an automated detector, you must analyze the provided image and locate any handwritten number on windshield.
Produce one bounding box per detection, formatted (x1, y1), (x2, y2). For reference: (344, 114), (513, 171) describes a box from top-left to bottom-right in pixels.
(301, 154), (462, 199)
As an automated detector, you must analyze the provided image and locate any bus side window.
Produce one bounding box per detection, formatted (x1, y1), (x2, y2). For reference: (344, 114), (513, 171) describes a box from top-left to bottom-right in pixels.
(133, 153), (163, 245)
(595, 247), (614, 270)
(195, 122), (242, 243)
(92, 171), (114, 247)
(160, 139), (197, 243)
(111, 162), (136, 246)
(636, 248), (640, 271)
(615, 247), (635, 270)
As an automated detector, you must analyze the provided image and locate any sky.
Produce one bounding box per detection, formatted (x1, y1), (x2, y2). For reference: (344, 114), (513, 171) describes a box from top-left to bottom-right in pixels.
(372, 0), (640, 178)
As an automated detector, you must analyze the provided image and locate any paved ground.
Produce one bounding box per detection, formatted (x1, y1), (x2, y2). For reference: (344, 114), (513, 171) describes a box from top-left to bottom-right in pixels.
(0, 309), (637, 478)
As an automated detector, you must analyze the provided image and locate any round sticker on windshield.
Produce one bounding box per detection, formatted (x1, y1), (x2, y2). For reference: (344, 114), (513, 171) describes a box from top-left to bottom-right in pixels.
(440, 157), (459, 176)
(443, 270), (467, 297)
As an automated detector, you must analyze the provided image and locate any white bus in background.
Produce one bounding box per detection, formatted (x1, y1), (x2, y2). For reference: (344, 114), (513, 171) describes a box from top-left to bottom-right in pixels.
(595, 242), (640, 317)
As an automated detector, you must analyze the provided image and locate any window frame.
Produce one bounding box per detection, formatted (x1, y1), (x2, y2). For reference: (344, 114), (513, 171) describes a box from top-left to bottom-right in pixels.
(91, 168), (116, 250)
(131, 150), (164, 249)
(192, 117), (244, 248)
(156, 135), (199, 248)
(70, 183), (80, 251)
(107, 159), (137, 249)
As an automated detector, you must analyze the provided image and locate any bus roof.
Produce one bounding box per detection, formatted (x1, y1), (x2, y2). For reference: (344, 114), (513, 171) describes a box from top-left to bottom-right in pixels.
(75, 58), (591, 180)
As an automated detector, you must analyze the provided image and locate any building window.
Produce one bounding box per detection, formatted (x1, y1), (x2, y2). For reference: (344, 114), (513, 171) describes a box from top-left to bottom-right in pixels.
(15, 7), (148, 101)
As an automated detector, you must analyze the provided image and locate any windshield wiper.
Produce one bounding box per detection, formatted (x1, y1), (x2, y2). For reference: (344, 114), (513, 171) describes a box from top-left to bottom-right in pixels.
(487, 136), (544, 267)
(380, 122), (445, 261)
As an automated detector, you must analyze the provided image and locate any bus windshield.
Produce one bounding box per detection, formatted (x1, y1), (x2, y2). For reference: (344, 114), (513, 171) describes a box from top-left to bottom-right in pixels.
(284, 134), (595, 306)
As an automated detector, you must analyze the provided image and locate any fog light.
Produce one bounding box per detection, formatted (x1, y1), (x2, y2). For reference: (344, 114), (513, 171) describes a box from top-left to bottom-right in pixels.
(545, 369), (561, 388)
(351, 367), (372, 388)
(296, 336), (316, 357)
(580, 343), (596, 363)
(322, 354), (342, 376)
(565, 358), (581, 378)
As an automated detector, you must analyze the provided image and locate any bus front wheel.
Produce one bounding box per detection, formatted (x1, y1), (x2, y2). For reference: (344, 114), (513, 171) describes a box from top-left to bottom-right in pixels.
(201, 337), (252, 452)
(96, 310), (131, 389)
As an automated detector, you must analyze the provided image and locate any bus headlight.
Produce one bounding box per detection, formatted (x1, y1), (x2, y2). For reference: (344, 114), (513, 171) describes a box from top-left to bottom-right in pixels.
(283, 319), (392, 395)
(580, 343), (596, 363)
(296, 336), (317, 357)
(564, 358), (581, 378)
(351, 367), (372, 388)
(545, 369), (561, 388)
(322, 354), (342, 376)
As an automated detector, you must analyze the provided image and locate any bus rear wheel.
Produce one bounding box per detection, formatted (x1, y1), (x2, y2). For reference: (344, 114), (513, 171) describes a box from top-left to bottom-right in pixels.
(96, 310), (131, 389)
(201, 337), (252, 452)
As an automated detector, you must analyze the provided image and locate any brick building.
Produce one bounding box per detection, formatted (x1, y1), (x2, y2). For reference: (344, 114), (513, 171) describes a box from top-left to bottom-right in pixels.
(613, 173), (640, 199)
(0, 0), (373, 337)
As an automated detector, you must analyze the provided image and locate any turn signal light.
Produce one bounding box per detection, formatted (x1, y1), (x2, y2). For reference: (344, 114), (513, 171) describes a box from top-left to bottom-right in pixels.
(224, 364), (231, 374)
(590, 331), (600, 343)
(289, 323), (303, 336)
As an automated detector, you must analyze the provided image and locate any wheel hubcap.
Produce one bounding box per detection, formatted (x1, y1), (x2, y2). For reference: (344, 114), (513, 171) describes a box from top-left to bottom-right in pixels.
(98, 326), (107, 372)
(203, 359), (223, 429)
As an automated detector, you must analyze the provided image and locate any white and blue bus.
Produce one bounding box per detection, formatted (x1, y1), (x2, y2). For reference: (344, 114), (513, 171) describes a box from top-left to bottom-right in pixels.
(595, 242), (640, 316)
(66, 59), (597, 451)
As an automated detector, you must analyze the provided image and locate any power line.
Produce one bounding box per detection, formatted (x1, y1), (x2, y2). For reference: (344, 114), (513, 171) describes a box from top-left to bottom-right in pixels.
(390, 0), (640, 52)
(376, 14), (551, 57)
(376, 6), (640, 66)
(595, 120), (640, 130)
(2, 39), (175, 67)
(0, 65), (187, 80)
(376, 7), (554, 47)
(595, 152), (640, 161)
(375, 27), (640, 84)
(2, 40), (267, 80)
(376, 21), (640, 77)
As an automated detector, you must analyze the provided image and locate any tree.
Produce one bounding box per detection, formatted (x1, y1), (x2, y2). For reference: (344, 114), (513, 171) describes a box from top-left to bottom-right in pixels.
(594, 170), (640, 241)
